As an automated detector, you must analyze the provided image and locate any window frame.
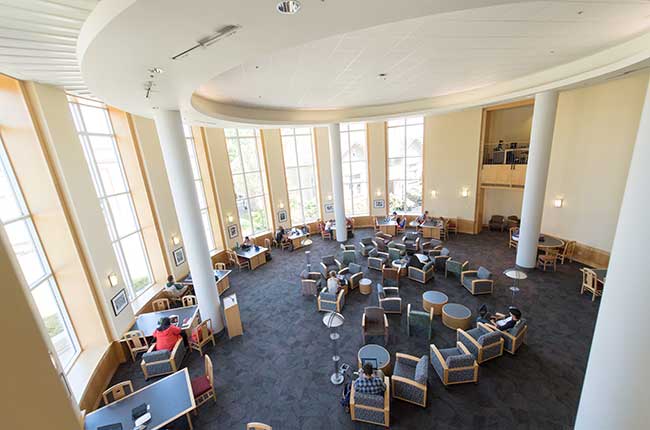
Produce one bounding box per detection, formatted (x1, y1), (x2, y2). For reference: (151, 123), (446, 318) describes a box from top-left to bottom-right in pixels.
(386, 117), (424, 214)
(224, 128), (272, 238)
(339, 122), (369, 216)
(280, 127), (320, 225)
(0, 139), (80, 371)
(68, 98), (154, 300)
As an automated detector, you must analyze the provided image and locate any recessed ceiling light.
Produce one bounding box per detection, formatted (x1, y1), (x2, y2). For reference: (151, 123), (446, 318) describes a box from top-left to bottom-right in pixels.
(150, 67), (164, 74)
(277, 1), (301, 15)
(378, 73), (388, 80)
(577, 10), (584, 15)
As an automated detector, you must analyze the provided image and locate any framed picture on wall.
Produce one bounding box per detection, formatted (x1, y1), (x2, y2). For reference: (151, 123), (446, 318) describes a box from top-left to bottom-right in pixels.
(324, 203), (334, 213)
(110, 289), (128, 316)
(373, 199), (385, 209)
(228, 224), (238, 239)
(278, 209), (288, 223)
(173, 247), (186, 266)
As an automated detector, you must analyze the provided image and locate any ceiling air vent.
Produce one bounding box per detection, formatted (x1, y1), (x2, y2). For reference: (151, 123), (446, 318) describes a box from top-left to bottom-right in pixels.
(172, 25), (241, 60)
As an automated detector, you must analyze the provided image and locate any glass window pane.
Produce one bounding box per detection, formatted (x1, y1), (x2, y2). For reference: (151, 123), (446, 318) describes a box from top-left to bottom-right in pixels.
(5, 219), (47, 285)
(389, 180), (405, 212)
(79, 104), (111, 134)
(352, 185), (369, 215)
(388, 158), (405, 180)
(194, 181), (207, 209)
(405, 180), (422, 213)
(340, 133), (350, 162)
(286, 167), (300, 190)
(406, 126), (423, 157)
(0, 159), (25, 222)
(239, 138), (259, 172)
(89, 135), (128, 195)
(249, 196), (268, 234)
(224, 128), (238, 137)
(299, 166), (315, 189)
(107, 194), (138, 237)
(237, 199), (252, 238)
(245, 172), (264, 197)
(406, 158), (423, 180)
(237, 128), (255, 137)
(349, 132), (366, 161)
(232, 174), (247, 200)
(227, 141), (243, 174)
(387, 118), (405, 127)
(349, 162), (367, 184)
(302, 188), (318, 222)
(343, 186), (353, 215)
(282, 139), (297, 168)
(201, 210), (215, 251)
(187, 141), (201, 179)
(120, 234), (152, 294)
(296, 135), (313, 165)
(406, 116), (424, 125)
(289, 190), (302, 225)
(388, 127), (406, 158)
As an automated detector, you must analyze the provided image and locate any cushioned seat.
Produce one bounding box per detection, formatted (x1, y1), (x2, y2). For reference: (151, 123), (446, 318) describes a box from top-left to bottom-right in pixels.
(377, 284), (401, 314)
(359, 237), (376, 256)
(320, 255), (341, 277)
(368, 248), (389, 271)
(191, 375), (212, 397)
(457, 322), (504, 363)
(391, 354), (428, 407)
(461, 266), (494, 295)
(430, 342), (478, 386)
(339, 262), (363, 290)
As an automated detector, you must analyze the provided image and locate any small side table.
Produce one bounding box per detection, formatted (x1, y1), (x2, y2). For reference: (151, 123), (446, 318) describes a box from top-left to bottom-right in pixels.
(359, 278), (372, 295)
(422, 291), (448, 315)
(442, 303), (472, 330)
(391, 259), (408, 277)
(504, 268), (527, 304)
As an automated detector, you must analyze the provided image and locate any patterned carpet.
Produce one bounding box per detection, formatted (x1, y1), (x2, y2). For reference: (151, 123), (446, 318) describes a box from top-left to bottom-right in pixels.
(108, 228), (599, 429)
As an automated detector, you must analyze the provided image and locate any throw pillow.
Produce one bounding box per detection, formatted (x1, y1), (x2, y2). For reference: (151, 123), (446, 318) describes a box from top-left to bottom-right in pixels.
(477, 266), (491, 279)
(414, 356), (429, 384)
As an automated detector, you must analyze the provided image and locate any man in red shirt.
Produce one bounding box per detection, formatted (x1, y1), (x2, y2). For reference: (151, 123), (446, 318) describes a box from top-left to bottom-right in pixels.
(153, 317), (182, 351)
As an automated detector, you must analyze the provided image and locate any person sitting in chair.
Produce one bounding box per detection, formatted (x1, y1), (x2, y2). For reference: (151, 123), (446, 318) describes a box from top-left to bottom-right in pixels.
(153, 317), (183, 351)
(164, 275), (188, 299)
(327, 270), (340, 294)
(415, 210), (429, 224)
(398, 217), (406, 229)
(489, 307), (522, 331)
(353, 362), (386, 395)
(408, 254), (425, 270)
(275, 226), (285, 244)
(243, 236), (253, 247)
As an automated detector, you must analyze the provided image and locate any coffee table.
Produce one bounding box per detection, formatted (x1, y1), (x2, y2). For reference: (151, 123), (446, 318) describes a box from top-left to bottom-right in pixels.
(422, 291), (448, 315)
(442, 303), (472, 330)
(504, 268), (527, 304)
(359, 278), (372, 295)
(358, 343), (392, 375)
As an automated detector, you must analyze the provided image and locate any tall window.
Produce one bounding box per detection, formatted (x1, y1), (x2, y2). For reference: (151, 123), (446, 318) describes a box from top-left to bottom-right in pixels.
(281, 128), (319, 225)
(225, 128), (272, 237)
(340, 122), (369, 216)
(387, 117), (424, 213)
(0, 140), (79, 369)
(69, 98), (154, 298)
(184, 125), (216, 252)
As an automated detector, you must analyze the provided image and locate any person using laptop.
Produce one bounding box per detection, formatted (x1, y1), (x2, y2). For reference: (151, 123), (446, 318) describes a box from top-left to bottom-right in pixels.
(489, 307), (522, 331)
(353, 362), (386, 395)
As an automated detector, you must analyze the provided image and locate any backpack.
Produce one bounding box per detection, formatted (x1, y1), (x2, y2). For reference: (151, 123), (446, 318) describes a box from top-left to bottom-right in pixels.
(340, 382), (351, 412)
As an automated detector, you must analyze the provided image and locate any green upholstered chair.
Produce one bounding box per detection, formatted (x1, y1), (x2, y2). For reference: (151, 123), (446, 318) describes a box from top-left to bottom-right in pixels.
(406, 304), (433, 339)
(340, 249), (357, 268)
(445, 258), (468, 279)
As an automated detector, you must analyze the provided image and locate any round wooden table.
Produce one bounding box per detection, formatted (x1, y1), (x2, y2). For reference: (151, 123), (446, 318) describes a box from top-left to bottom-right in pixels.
(358, 344), (391, 375)
(422, 291), (448, 315)
(512, 234), (564, 249)
(359, 278), (372, 295)
(442, 303), (472, 330)
(391, 259), (408, 277)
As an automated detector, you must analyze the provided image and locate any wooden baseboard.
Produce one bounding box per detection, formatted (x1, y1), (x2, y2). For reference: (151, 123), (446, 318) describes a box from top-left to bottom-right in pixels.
(572, 242), (610, 268)
(457, 218), (475, 234)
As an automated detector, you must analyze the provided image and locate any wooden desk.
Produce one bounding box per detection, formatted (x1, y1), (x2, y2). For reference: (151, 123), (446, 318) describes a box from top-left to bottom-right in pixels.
(288, 230), (310, 250)
(84, 369), (195, 430)
(130, 305), (200, 337)
(236, 246), (268, 270)
(377, 220), (398, 236)
(222, 294), (243, 338)
(420, 221), (443, 239)
(181, 270), (232, 295)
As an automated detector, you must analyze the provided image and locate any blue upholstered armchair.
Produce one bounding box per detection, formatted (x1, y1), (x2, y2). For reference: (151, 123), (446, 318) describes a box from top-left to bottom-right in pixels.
(461, 266), (494, 295)
(445, 258), (468, 279)
(402, 232), (421, 254)
(300, 271), (322, 296)
(320, 255), (341, 277)
(406, 304), (433, 339)
(368, 248), (389, 271)
(391, 353), (429, 407)
(340, 249), (357, 268)
(350, 376), (390, 427)
(408, 261), (435, 284)
(377, 283), (401, 314)
(317, 287), (344, 312)
(422, 239), (443, 255)
(457, 322), (504, 363)
(140, 338), (186, 380)
(388, 247), (403, 264)
(430, 341), (478, 386)
(486, 318), (528, 354)
(339, 262), (363, 290)
(387, 241), (407, 256)
(359, 237), (376, 256)
(433, 248), (451, 271)
(373, 238), (388, 252)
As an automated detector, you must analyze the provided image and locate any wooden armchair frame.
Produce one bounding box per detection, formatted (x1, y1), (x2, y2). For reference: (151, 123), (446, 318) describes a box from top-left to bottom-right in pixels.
(362, 308), (389, 344)
(537, 249), (559, 272)
(190, 318), (216, 355)
(391, 353), (427, 407)
(460, 270), (494, 295)
(509, 227), (518, 249)
(350, 376), (390, 427)
(558, 240), (576, 264)
(247, 423), (272, 430)
(430, 342), (478, 386)
(193, 355), (217, 411)
(123, 330), (149, 362)
(457, 323), (504, 363)
(102, 380), (133, 405)
(152, 298), (170, 311)
(408, 264), (434, 284)
(182, 295), (197, 306)
(338, 266), (362, 290)
(214, 262), (227, 270)
(317, 288), (344, 313)
(483, 321), (528, 355)
(141, 338), (185, 380)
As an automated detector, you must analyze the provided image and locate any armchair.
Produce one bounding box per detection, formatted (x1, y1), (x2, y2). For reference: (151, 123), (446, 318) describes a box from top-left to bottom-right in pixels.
(340, 249), (357, 268)
(377, 284), (401, 314)
(457, 322), (504, 363)
(339, 263), (363, 290)
(359, 237), (376, 256)
(402, 232), (421, 254)
(141, 338), (186, 380)
(408, 261), (435, 284)
(509, 227), (518, 249)
(368, 248), (389, 271)
(300, 271), (322, 296)
(484, 319), (528, 354)
(388, 247), (403, 264)
(362, 306), (388, 344)
(430, 342), (478, 386)
(433, 248), (451, 271)
(406, 304), (433, 339)
(320, 255), (342, 277)
(488, 215), (506, 232)
(387, 241), (406, 256)
(350, 376), (390, 427)
(461, 266), (494, 295)
(445, 258), (468, 279)
(373, 239), (388, 252)
(381, 267), (400, 288)
(422, 239), (443, 254)
(375, 231), (392, 243)
(317, 287), (345, 312)
(391, 353), (428, 407)
(340, 243), (356, 251)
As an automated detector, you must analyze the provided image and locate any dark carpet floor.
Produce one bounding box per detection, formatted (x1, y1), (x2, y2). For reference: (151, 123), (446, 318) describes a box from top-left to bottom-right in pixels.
(109, 228), (600, 429)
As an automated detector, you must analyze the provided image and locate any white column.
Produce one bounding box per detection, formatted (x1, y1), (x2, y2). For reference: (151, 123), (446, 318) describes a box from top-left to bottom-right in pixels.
(574, 79), (650, 429)
(328, 123), (347, 242)
(516, 91), (558, 268)
(154, 110), (223, 332)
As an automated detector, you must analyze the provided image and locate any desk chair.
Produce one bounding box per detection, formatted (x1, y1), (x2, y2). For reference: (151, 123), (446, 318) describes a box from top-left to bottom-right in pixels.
(214, 262), (227, 270)
(123, 330), (149, 362)
(182, 295), (197, 306)
(447, 217), (458, 236)
(509, 227), (518, 249)
(190, 319), (216, 355)
(581, 268), (603, 301)
(537, 249), (559, 272)
(152, 298), (170, 311)
(227, 250), (251, 271)
(558, 240), (576, 264)
(191, 355), (216, 413)
(102, 380), (134, 405)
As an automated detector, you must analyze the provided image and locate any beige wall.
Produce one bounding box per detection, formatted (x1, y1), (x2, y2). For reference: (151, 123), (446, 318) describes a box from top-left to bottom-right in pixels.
(367, 121), (388, 216)
(486, 104), (533, 143)
(25, 82), (133, 339)
(261, 129), (291, 229)
(314, 126), (334, 218)
(482, 188), (524, 224)
(423, 108), (483, 223)
(542, 72), (649, 252)
(0, 228), (81, 430)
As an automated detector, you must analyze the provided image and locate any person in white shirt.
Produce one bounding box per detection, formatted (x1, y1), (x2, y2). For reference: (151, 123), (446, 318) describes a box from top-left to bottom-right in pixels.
(327, 271), (340, 294)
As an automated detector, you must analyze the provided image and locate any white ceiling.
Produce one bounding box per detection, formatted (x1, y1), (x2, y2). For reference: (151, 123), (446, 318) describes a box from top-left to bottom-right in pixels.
(197, 1), (650, 110)
(0, 0), (98, 97)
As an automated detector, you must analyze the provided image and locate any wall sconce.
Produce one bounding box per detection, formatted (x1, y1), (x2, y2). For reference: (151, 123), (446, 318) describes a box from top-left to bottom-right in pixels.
(171, 235), (181, 246)
(375, 189), (382, 197)
(327, 194), (332, 201)
(279, 202), (285, 209)
(227, 214), (234, 223)
(430, 190), (438, 198)
(460, 187), (470, 198)
(553, 198), (564, 208)
(108, 273), (119, 287)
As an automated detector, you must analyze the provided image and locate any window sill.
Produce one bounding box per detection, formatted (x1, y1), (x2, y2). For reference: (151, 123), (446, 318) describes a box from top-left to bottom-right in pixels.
(66, 344), (109, 403)
(130, 283), (164, 314)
